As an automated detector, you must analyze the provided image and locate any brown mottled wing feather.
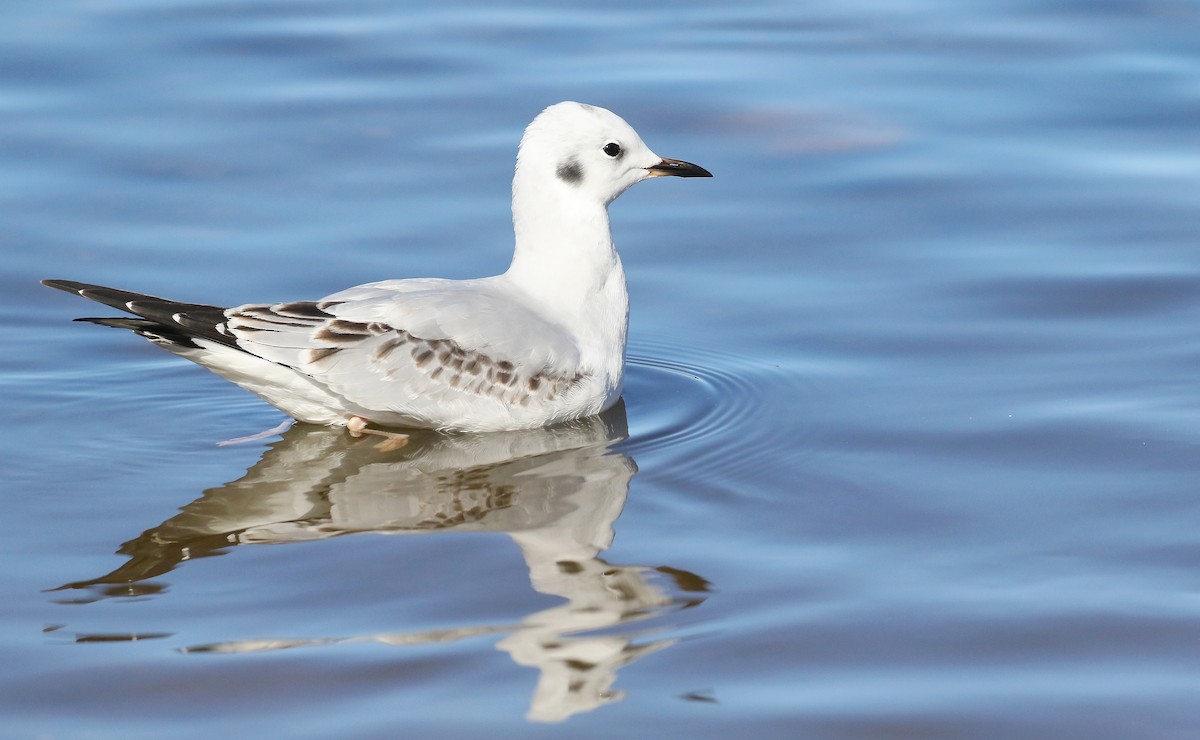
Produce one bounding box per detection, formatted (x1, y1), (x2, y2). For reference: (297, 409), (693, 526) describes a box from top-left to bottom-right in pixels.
(224, 282), (586, 414)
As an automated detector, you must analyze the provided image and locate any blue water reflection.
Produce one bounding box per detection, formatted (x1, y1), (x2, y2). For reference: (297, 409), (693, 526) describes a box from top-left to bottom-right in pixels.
(49, 404), (706, 723)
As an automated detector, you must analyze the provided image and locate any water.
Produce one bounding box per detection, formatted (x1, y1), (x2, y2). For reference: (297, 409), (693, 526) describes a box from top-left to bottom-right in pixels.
(3, 1), (1200, 737)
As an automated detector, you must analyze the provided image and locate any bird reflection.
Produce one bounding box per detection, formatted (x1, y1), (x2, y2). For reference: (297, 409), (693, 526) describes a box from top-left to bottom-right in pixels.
(55, 401), (708, 722)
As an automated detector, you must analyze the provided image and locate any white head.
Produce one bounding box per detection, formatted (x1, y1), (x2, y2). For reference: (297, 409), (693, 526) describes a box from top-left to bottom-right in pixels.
(505, 102), (710, 333)
(515, 101), (711, 208)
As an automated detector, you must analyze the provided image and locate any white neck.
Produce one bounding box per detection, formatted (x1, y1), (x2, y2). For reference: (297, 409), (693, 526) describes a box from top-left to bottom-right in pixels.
(503, 171), (629, 374)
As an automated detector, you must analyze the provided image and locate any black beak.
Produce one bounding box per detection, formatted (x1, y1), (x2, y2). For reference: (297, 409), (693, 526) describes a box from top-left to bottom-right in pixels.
(646, 157), (713, 178)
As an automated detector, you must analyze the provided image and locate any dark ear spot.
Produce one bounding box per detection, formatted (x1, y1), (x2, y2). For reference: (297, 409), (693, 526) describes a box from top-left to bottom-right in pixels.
(556, 158), (583, 186)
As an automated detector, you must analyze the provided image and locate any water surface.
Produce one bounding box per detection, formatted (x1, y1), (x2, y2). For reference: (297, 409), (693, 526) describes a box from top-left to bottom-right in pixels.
(3, 1), (1200, 737)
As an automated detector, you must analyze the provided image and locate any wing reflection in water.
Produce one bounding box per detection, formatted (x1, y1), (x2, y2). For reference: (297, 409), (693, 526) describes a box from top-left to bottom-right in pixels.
(55, 401), (709, 722)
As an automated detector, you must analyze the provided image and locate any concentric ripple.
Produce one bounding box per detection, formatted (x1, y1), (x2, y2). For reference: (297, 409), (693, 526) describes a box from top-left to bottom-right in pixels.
(621, 338), (814, 484)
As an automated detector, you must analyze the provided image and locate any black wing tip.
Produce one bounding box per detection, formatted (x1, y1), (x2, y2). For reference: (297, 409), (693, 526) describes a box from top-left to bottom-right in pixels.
(42, 279), (89, 294)
(45, 279), (237, 351)
(43, 280), (216, 309)
(74, 316), (203, 348)
(75, 316), (144, 328)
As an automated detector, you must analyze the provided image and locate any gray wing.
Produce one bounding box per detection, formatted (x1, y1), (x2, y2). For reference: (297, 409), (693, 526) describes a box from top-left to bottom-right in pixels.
(223, 279), (587, 418)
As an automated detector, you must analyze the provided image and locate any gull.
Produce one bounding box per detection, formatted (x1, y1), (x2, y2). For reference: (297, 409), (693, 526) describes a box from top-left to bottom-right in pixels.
(44, 102), (711, 438)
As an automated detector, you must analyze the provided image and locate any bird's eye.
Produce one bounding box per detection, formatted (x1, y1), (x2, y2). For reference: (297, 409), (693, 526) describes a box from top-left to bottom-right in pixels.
(603, 142), (622, 157)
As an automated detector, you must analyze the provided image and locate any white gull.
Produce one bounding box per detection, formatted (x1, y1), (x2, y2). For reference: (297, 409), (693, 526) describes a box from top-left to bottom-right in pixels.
(44, 101), (711, 436)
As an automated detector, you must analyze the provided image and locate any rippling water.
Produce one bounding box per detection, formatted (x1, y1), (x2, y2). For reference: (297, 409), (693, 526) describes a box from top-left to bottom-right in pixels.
(4, 1), (1200, 737)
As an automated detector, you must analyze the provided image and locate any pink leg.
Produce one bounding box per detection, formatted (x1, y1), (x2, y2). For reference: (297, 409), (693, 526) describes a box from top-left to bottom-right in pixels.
(346, 416), (409, 451)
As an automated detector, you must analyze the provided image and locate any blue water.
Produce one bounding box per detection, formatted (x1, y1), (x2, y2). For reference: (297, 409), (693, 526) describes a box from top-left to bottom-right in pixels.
(4, 1), (1200, 737)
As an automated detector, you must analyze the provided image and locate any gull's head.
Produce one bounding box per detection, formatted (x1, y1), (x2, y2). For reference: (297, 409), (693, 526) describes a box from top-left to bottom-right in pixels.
(516, 101), (711, 207)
